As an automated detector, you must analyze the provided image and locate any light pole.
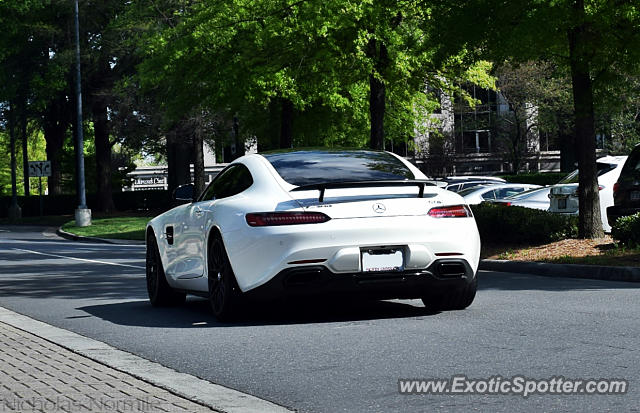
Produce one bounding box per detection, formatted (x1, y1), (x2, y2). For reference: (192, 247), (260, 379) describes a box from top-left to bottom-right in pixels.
(73, 0), (91, 227)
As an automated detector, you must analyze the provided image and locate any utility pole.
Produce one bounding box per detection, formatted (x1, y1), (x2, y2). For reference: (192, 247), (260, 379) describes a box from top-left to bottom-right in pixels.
(74, 0), (91, 227)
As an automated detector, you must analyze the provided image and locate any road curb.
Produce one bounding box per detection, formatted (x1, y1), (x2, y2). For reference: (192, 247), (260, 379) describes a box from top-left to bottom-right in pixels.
(0, 306), (294, 413)
(480, 259), (640, 283)
(56, 227), (145, 245)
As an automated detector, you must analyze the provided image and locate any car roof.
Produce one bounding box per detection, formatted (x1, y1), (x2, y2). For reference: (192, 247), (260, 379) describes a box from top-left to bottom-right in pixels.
(444, 176), (505, 182)
(597, 155), (628, 165)
(467, 182), (538, 191)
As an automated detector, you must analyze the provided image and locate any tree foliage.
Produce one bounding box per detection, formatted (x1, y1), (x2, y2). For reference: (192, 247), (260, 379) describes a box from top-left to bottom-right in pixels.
(430, 0), (640, 238)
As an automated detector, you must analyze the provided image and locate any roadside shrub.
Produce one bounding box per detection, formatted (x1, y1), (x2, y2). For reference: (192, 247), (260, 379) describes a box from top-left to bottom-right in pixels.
(500, 172), (566, 186)
(0, 190), (172, 218)
(611, 212), (640, 247)
(471, 203), (578, 244)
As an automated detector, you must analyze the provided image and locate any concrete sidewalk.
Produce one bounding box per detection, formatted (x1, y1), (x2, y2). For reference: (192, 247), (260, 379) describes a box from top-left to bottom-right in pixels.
(0, 306), (291, 413)
(0, 226), (291, 413)
(0, 320), (214, 412)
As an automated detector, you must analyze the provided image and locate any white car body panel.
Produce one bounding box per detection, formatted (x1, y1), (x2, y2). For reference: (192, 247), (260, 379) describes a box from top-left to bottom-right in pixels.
(492, 187), (552, 210)
(147, 151), (481, 297)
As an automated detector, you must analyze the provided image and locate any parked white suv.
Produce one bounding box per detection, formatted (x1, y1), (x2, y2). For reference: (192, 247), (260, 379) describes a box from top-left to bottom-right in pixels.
(548, 156), (628, 232)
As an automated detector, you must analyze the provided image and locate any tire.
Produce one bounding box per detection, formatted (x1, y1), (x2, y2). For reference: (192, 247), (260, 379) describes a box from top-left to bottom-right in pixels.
(421, 277), (477, 311)
(208, 233), (243, 321)
(146, 234), (186, 306)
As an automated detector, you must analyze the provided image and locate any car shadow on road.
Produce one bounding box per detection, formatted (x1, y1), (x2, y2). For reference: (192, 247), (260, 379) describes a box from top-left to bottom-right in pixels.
(78, 296), (438, 328)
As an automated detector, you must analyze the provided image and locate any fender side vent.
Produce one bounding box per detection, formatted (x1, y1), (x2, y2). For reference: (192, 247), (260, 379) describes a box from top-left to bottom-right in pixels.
(165, 226), (174, 245)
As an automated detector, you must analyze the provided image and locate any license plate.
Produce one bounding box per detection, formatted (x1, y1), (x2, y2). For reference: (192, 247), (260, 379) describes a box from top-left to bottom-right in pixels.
(558, 198), (567, 209)
(631, 191), (640, 201)
(361, 248), (404, 272)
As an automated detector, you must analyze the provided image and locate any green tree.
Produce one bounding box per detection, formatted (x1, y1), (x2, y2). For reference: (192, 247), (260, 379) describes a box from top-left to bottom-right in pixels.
(0, 0), (76, 196)
(133, 0), (485, 153)
(494, 61), (573, 172)
(430, 0), (640, 238)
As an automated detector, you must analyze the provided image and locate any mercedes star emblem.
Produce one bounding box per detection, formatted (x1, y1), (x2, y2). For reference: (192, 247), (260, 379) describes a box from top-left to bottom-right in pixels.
(373, 202), (386, 213)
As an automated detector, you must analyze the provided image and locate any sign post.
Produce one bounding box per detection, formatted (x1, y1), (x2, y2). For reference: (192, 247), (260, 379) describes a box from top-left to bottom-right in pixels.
(28, 161), (51, 216)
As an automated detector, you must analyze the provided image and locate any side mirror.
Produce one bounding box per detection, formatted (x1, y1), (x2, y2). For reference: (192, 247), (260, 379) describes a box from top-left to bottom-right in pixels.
(173, 184), (195, 202)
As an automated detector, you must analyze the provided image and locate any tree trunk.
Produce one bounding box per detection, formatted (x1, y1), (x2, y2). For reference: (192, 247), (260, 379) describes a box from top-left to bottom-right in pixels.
(8, 104), (18, 205)
(369, 73), (385, 150)
(166, 130), (192, 196)
(279, 98), (293, 149)
(559, 129), (576, 172)
(21, 105), (30, 196)
(368, 39), (388, 150)
(512, 111), (523, 173)
(233, 116), (244, 159)
(193, 129), (205, 199)
(43, 98), (69, 196)
(91, 97), (116, 212)
(568, 1), (603, 239)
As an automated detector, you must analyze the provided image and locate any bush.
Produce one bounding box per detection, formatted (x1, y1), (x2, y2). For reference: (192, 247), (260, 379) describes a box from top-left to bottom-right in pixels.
(0, 190), (172, 218)
(611, 212), (640, 247)
(471, 203), (578, 244)
(500, 172), (566, 186)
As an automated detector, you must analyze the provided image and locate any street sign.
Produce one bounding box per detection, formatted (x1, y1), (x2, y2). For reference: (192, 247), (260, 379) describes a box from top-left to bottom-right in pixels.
(28, 161), (52, 177)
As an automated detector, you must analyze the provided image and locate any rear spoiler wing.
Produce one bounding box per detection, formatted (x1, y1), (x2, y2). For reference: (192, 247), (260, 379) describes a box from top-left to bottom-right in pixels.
(290, 180), (436, 202)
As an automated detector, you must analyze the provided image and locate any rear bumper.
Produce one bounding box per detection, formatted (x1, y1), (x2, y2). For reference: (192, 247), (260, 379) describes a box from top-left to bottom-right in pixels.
(226, 215), (481, 292)
(607, 205), (640, 225)
(244, 258), (475, 301)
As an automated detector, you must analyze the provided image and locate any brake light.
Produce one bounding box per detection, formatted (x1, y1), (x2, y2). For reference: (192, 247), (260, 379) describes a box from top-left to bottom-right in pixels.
(428, 205), (472, 218)
(613, 182), (620, 196)
(246, 212), (331, 226)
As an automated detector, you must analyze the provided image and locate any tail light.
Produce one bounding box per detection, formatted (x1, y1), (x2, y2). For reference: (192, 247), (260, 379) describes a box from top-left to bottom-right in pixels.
(428, 205), (472, 218)
(246, 212), (331, 226)
(598, 185), (604, 191)
(613, 182), (620, 196)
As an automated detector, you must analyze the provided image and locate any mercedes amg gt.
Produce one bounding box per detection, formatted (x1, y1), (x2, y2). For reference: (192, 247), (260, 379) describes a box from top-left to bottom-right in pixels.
(145, 149), (481, 320)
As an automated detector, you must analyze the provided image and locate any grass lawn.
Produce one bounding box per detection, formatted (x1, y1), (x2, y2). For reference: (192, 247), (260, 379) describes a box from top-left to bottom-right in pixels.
(61, 216), (154, 241)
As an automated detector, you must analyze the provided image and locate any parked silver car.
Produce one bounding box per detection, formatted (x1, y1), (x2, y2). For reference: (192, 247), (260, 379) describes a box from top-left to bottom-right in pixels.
(441, 176), (506, 193)
(460, 183), (542, 205)
(489, 187), (551, 210)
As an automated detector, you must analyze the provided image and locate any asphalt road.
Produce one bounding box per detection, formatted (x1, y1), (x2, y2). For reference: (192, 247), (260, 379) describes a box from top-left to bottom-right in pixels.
(0, 226), (638, 412)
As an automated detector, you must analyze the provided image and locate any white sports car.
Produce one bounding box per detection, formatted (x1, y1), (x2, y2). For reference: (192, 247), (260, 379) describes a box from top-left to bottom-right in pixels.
(146, 150), (481, 320)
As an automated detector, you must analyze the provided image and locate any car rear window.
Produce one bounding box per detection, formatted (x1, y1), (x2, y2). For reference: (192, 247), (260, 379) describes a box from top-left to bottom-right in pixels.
(620, 147), (640, 179)
(558, 162), (618, 184)
(458, 186), (487, 197)
(262, 150), (415, 186)
(506, 187), (548, 200)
